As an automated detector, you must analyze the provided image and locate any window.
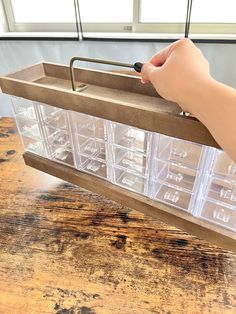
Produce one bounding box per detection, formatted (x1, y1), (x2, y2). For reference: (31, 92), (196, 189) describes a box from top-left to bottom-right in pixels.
(1, 0), (236, 38)
(79, 0), (133, 32)
(3, 0), (77, 32)
(190, 0), (236, 35)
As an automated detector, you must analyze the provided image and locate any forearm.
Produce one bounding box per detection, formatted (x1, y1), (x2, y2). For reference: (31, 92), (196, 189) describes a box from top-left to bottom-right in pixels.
(184, 78), (236, 162)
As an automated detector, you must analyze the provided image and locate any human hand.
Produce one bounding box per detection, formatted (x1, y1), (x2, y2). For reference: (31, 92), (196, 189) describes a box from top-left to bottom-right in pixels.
(141, 38), (212, 112)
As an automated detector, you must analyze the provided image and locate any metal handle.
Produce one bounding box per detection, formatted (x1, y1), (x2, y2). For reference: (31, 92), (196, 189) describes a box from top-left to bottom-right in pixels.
(69, 56), (143, 92)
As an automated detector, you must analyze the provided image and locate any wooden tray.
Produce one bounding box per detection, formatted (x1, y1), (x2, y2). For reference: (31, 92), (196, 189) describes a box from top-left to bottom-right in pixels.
(0, 61), (219, 147)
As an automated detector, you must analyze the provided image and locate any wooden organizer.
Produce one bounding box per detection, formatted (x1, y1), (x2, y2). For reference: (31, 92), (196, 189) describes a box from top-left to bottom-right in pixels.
(1, 61), (235, 253)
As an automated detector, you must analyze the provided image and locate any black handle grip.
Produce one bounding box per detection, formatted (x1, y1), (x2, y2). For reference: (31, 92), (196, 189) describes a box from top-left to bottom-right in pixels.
(133, 62), (143, 73)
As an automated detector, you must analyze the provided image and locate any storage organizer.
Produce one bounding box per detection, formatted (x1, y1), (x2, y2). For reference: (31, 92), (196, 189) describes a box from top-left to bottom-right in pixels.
(1, 59), (235, 252)
(107, 121), (152, 195)
(149, 134), (209, 213)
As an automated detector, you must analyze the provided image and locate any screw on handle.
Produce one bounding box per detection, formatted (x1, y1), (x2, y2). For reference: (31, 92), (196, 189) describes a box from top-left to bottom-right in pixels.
(133, 62), (143, 73)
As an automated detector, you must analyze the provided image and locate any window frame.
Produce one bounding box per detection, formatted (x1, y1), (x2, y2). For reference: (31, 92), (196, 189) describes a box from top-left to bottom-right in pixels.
(2, 0), (236, 36)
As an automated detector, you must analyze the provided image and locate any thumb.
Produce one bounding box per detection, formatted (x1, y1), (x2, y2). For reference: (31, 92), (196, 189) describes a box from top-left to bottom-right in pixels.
(141, 62), (158, 83)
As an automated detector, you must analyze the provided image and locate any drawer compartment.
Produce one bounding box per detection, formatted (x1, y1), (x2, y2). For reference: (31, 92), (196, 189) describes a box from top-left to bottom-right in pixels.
(15, 114), (42, 140)
(49, 146), (75, 167)
(157, 134), (206, 170)
(75, 136), (107, 161)
(152, 160), (198, 192)
(39, 104), (68, 130)
(204, 176), (236, 207)
(111, 146), (149, 176)
(12, 97), (37, 120)
(108, 121), (151, 154)
(211, 149), (236, 179)
(112, 166), (147, 194)
(70, 111), (105, 140)
(151, 181), (193, 211)
(44, 127), (71, 148)
(199, 200), (236, 231)
(79, 155), (108, 179)
(21, 136), (47, 157)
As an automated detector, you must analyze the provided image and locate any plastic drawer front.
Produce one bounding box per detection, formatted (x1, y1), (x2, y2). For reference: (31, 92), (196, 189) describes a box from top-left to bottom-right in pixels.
(211, 150), (236, 179)
(107, 121), (152, 195)
(107, 121), (151, 154)
(155, 134), (208, 170)
(112, 166), (147, 194)
(38, 103), (75, 168)
(204, 176), (236, 207)
(151, 160), (198, 192)
(151, 181), (193, 211)
(149, 134), (209, 212)
(38, 104), (68, 130)
(195, 149), (236, 231)
(199, 200), (236, 231)
(110, 146), (149, 176)
(79, 156), (108, 179)
(12, 97), (47, 157)
(12, 98), (236, 234)
(69, 111), (109, 180)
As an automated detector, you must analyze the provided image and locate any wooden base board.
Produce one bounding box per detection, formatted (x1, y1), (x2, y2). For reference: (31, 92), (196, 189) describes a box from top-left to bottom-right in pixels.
(23, 152), (236, 253)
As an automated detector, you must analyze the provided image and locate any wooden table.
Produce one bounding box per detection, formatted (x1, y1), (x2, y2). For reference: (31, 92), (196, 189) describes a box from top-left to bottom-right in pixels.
(0, 117), (236, 314)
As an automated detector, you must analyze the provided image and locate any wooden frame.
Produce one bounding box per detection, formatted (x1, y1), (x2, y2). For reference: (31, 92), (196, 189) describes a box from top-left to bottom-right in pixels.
(0, 61), (219, 147)
(24, 152), (236, 253)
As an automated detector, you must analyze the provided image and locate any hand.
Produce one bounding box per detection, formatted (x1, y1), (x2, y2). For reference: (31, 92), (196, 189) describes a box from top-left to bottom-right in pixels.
(141, 38), (212, 112)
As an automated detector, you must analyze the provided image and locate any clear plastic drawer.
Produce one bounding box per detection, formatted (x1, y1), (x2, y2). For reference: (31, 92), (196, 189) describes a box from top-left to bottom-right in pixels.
(75, 136), (107, 161)
(70, 111), (105, 140)
(152, 160), (198, 192)
(204, 176), (236, 207)
(211, 149), (236, 179)
(12, 97), (37, 120)
(112, 166), (147, 194)
(79, 155), (108, 179)
(38, 103), (68, 130)
(199, 200), (236, 231)
(44, 127), (71, 148)
(107, 121), (151, 154)
(150, 181), (193, 211)
(49, 146), (75, 167)
(111, 146), (150, 176)
(156, 134), (206, 170)
(14, 113), (42, 140)
(21, 136), (47, 157)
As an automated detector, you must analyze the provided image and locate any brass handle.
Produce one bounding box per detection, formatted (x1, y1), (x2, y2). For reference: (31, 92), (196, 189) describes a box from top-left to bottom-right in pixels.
(69, 56), (143, 92)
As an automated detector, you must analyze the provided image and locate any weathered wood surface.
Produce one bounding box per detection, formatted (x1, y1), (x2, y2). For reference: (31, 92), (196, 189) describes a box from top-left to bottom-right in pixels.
(0, 117), (236, 314)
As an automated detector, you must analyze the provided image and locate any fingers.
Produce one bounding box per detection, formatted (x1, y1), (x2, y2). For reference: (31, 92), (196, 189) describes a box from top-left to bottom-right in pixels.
(149, 38), (193, 66)
(149, 41), (176, 66)
(149, 49), (169, 67)
(141, 78), (150, 84)
(141, 62), (158, 83)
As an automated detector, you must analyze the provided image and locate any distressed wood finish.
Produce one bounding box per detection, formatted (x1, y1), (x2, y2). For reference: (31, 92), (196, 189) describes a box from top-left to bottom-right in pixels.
(0, 62), (219, 148)
(0, 117), (236, 314)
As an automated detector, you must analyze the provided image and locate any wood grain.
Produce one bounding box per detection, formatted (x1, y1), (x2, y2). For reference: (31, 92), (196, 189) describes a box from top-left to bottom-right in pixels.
(0, 117), (235, 314)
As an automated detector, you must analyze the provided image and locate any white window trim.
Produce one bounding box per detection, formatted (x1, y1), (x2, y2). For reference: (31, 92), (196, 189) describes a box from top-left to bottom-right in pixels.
(1, 0), (236, 37)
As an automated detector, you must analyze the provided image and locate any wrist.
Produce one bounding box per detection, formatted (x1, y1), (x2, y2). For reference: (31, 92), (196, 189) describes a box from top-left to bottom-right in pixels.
(180, 76), (217, 119)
